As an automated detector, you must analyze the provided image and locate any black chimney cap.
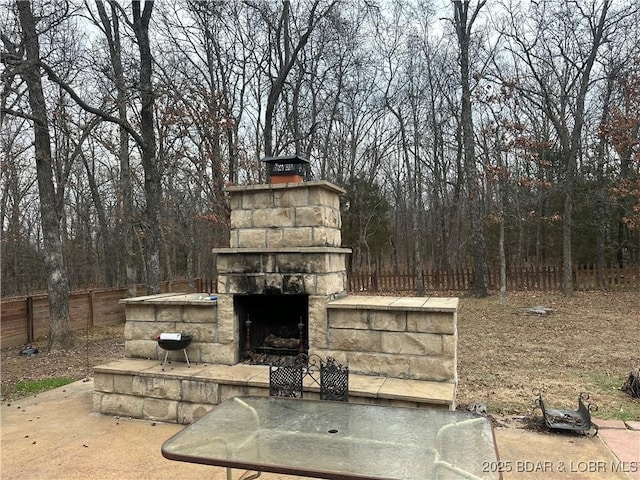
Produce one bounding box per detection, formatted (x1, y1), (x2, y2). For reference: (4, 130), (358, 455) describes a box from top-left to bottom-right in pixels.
(261, 155), (310, 165)
(261, 155), (311, 183)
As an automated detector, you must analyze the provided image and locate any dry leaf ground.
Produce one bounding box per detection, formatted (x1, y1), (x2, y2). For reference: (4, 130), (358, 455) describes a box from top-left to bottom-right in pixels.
(2, 292), (639, 421)
(456, 291), (640, 421)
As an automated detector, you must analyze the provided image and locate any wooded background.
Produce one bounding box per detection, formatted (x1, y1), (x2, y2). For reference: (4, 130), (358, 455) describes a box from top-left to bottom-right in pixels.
(2, 1), (639, 302)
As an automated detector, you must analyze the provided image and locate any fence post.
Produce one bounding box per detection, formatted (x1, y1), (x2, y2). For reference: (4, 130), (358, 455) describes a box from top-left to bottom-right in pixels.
(89, 290), (96, 327)
(26, 296), (34, 344)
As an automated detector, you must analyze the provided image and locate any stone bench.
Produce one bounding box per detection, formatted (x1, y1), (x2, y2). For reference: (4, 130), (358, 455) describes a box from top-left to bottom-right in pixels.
(93, 359), (456, 425)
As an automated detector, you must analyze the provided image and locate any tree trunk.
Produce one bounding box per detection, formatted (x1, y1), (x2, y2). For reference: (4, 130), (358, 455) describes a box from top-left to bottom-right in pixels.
(499, 216), (506, 305)
(81, 152), (116, 284)
(564, 2), (610, 295)
(17, 1), (74, 350)
(454, 0), (488, 297)
(132, 1), (161, 294)
(96, 0), (138, 296)
(594, 66), (617, 284)
(562, 153), (575, 295)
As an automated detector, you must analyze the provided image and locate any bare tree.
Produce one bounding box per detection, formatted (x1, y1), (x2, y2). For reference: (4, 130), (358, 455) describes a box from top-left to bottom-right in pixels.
(128, 0), (161, 294)
(503, 0), (621, 295)
(10, 1), (74, 349)
(251, 0), (337, 158)
(93, 0), (137, 295)
(0, 117), (45, 295)
(42, 0), (162, 294)
(594, 58), (620, 277)
(454, 0), (489, 297)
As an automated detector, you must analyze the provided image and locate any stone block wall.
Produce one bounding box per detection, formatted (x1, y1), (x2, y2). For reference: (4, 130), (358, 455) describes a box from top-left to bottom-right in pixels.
(93, 359), (457, 424)
(226, 181), (344, 249)
(121, 294), (238, 365)
(214, 180), (351, 298)
(313, 296), (458, 384)
(121, 293), (457, 387)
(214, 250), (349, 296)
(93, 361), (270, 424)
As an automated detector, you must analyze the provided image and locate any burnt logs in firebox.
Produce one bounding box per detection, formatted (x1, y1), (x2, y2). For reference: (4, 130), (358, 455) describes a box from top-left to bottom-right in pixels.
(243, 314), (306, 364)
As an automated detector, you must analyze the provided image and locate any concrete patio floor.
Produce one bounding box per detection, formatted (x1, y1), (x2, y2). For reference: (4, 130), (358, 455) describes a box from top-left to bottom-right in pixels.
(1, 380), (638, 480)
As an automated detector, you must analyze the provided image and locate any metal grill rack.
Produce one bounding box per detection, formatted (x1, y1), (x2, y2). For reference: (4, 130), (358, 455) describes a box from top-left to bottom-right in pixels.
(157, 333), (193, 371)
(533, 390), (598, 435)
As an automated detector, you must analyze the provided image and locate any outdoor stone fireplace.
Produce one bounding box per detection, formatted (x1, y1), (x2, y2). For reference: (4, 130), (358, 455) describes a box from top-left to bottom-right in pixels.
(216, 180), (351, 364)
(93, 176), (460, 424)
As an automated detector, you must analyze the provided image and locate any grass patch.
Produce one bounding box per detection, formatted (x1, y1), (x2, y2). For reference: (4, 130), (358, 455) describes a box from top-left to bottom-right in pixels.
(587, 372), (625, 393)
(585, 372), (640, 421)
(14, 377), (74, 397)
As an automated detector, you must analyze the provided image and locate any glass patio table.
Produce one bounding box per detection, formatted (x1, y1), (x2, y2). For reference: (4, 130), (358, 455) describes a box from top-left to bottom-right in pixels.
(161, 396), (501, 480)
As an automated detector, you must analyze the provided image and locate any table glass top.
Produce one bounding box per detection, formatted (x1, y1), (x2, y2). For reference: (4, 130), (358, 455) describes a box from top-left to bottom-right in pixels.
(162, 396), (500, 480)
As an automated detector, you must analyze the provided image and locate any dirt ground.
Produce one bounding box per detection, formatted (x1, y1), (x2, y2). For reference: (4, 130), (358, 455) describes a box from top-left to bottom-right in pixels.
(1, 291), (639, 422)
(1, 324), (125, 401)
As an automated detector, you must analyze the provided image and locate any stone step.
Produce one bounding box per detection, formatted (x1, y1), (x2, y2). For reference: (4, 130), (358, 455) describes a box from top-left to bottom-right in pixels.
(93, 359), (456, 424)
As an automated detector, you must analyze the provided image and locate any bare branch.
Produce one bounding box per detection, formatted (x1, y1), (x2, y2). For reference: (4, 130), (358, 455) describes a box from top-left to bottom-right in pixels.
(1, 107), (39, 123)
(38, 60), (144, 146)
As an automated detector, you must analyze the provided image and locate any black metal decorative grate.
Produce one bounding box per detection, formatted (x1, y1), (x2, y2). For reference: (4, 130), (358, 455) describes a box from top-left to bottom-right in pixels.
(269, 362), (304, 398)
(320, 357), (349, 402)
(268, 354), (349, 401)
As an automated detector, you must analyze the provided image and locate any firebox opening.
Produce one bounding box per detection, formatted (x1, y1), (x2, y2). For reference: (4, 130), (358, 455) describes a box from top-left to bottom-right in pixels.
(235, 294), (309, 364)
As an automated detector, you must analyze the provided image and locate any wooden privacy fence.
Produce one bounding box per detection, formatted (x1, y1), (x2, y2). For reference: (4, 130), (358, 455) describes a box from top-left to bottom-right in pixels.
(3, 266), (637, 349)
(347, 264), (640, 293)
(1, 280), (193, 348)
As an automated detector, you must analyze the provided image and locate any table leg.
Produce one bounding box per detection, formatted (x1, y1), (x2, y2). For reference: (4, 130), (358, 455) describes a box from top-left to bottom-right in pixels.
(226, 468), (261, 480)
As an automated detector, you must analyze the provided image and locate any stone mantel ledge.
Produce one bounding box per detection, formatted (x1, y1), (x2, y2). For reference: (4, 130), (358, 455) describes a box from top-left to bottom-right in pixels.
(119, 293), (218, 306)
(225, 180), (346, 195)
(212, 246), (352, 255)
(327, 295), (459, 312)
